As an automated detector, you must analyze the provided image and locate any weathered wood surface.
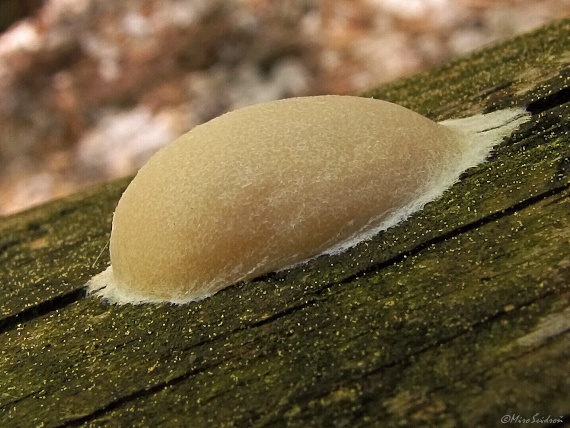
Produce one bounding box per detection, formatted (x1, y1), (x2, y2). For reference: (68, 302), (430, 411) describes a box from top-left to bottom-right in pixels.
(1, 19), (570, 428)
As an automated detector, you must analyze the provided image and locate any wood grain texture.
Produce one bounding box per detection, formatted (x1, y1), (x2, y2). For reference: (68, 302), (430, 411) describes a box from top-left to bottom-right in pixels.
(1, 18), (569, 428)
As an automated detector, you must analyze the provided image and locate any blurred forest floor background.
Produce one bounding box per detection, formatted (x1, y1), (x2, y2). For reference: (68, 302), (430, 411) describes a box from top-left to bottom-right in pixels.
(0, 0), (569, 216)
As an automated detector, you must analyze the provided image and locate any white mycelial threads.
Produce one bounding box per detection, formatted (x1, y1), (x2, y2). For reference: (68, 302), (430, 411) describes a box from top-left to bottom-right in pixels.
(87, 95), (529, 304)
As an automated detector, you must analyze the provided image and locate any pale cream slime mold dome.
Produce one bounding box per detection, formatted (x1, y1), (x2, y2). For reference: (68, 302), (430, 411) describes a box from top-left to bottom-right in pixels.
(87, 95), (529, 304)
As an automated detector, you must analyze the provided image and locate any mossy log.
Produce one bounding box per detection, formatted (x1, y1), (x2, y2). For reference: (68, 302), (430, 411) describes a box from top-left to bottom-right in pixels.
(1, 19), (570, 428)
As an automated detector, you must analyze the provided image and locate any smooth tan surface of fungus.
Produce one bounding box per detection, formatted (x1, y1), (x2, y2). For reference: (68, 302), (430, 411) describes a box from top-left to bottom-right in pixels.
(87, 95), (529, 304)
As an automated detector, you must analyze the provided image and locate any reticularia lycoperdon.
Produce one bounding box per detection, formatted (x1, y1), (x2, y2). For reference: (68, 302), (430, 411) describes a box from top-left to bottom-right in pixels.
(87, 95), (530, 304)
